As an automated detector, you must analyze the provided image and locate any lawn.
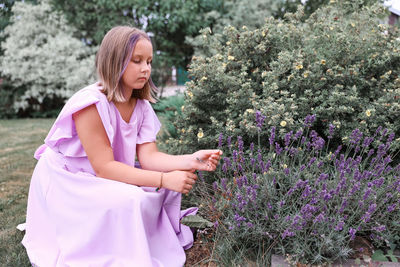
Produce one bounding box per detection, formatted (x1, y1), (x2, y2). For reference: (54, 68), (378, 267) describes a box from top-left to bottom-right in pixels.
(0, 118), (54, 266)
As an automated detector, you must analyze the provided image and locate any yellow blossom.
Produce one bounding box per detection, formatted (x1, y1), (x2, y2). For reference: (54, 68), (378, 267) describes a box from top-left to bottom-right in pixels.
(283, 164), (288, 169)
(222, 63), (227, 68)
(351, 23), (355, 27)
(303, 72), (309, 78)
(262, 30), (266, 37)
(295, 64), (303, 70)
(197, 129), (204, 139)
(228, 55), (235, 61)
(200, 76), (208, 81)
(320, 59), (326, 65)
(242, 26), (248, 30)
(246, 109), (254, 114)
(365, 110), (371, 117)
(181, 105), (185, 112)
(187, 91), (193, 98)
(226, 41), (231, 46)
(280, 120), (287, 127)
(181, 128), (186, 133)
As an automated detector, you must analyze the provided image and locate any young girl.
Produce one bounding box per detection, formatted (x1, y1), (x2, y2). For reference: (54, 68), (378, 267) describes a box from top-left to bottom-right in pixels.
(22, 26), (222, 267)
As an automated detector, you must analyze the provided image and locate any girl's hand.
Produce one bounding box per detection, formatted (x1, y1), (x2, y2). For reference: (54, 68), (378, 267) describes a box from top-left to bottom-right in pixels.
(190, 150), (223, 171)
(162, 170), (197, 194)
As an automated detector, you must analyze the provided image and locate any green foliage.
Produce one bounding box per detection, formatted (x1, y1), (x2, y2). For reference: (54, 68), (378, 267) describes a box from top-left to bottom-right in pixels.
(50, 0), (223, 68)
(180, 214), (214, 228)
(0, 0), (96, 116)
(187, 0), (281, 58)
(153, 94), (184, 143)
(372, 249), (399, 262)
(171, 1), (400, 155)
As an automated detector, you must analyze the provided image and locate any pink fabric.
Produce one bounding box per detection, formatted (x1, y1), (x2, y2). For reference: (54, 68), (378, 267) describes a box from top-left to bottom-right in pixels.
(23, 83), (197, 267)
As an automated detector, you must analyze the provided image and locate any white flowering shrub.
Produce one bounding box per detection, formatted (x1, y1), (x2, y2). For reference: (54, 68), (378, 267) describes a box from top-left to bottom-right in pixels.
(0, 0), (95, 116)
(167, 1), (400, 155)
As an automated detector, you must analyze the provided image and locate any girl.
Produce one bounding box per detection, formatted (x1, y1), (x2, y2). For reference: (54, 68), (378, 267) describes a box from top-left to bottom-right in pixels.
(22, 26), (222, 267)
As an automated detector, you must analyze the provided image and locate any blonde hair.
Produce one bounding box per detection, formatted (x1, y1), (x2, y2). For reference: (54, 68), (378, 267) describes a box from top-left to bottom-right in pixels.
(95, 26), (157, 103)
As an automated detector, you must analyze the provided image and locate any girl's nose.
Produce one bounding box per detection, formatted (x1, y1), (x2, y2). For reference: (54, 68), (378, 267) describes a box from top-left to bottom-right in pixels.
(141, 63), (150, 72)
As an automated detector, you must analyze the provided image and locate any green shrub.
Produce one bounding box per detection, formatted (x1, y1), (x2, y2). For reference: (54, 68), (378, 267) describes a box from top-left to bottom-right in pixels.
(153, 94), (185, 152)
(171, 1), (400, 155)
(199, 114), (400, 265)
(0, 0), (95, 116)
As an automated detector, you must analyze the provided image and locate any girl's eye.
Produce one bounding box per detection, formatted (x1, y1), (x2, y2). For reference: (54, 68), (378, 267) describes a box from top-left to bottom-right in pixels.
(147, 61), (152, 65)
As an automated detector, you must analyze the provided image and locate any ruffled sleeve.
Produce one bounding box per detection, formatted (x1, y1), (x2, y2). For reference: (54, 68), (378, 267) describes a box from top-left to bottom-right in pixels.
(35, 83), (114, 159)
(136, 100), (161, 144)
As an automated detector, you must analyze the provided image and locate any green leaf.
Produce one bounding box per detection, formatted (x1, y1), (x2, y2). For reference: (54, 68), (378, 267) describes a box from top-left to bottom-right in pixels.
(180, 215), (214, 228)
(371, 250), (389, 262)
(387, 250), (399, 263)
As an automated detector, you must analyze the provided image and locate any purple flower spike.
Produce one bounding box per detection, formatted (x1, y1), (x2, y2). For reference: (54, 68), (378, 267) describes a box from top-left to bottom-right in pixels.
(237, 136), (244, 152)
(218, 133), (223, 148)
(328, 124), (335, 139)
(255, 111), (266, 130)
(294, 129), (303, 140)
(304, 114), (316, 127)
(269, 127), (276, 146)
(227, 136), (232, 148)
(285, 131), (293, 147)
(349, 228), (357, 240)
(275, 142), (283, 155)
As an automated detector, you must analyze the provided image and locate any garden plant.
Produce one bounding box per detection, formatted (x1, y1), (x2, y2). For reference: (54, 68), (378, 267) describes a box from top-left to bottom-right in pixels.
(167, 0), (400, 156)
(189, 113), (400, 265)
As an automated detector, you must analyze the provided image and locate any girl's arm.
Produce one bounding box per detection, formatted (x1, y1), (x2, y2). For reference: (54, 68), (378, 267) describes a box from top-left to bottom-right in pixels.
(136, 142), (222, 172)
(73, 104), (197, 193)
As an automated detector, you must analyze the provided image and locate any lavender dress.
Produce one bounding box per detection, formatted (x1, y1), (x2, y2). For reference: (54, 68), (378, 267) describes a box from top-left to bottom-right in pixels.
(22, 83), (197, 267)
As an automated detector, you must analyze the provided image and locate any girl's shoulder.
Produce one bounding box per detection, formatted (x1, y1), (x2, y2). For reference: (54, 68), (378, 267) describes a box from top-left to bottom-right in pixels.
(70, 82), (107, 102)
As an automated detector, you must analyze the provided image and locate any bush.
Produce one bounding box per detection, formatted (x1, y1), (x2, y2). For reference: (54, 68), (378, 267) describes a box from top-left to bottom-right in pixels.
(171, 1), (400, 155)
(0, 0), (95, 116)
(199, 113), (400, 265)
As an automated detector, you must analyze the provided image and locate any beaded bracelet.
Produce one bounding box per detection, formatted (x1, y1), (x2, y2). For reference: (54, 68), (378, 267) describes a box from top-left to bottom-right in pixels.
(156, 172), (163, 192)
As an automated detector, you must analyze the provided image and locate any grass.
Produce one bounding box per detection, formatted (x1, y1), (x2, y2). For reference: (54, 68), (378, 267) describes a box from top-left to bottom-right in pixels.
(0, 118), (54, 266)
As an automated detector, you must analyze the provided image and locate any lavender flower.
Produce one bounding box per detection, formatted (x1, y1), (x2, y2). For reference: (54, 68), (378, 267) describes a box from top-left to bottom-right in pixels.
(294, 129), (303, 140)
(328, 124), (335, 139)
(281, 229), (295, 239)
(269, 127), (276, 146)
(237, 136), (244, 152)
(349, 228), (357, 240)
(334, 221), (345, 231)
(227, 136), (232, 148)
(275, 142), (283, 155)
(284, 131), (292, 147)
(218, 133), (223, 148)
(304, 114), (316, 127)
(349, 128), (363, 146)
(255, 111), (266, 129)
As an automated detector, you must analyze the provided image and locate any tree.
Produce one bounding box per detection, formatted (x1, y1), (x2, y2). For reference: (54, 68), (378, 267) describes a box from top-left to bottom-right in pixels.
(50, 0), (223, 69)
(0, 0), (95, 116)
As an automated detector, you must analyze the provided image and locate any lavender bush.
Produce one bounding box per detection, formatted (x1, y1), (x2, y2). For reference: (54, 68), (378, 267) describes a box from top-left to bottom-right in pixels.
(205, 113), (400, 265)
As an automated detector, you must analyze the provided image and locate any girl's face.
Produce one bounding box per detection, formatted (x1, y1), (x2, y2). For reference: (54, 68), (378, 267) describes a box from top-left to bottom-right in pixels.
(121, 38), (153, 93)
